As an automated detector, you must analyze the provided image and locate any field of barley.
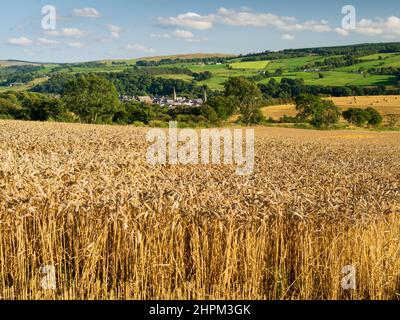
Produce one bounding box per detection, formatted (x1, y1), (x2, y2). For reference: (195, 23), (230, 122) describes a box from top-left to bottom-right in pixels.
(0, 120), (399, 300)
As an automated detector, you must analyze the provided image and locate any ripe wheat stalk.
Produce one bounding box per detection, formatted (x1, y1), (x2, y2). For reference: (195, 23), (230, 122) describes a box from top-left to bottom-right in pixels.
(0, 120), (399, 300)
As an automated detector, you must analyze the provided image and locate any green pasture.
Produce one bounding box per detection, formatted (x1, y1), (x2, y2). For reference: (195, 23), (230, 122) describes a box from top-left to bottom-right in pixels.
(229, 61), (270, 69)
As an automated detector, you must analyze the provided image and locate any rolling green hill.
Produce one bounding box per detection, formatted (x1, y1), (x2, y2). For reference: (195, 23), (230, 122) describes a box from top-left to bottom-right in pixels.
(1, 43), (400, 92)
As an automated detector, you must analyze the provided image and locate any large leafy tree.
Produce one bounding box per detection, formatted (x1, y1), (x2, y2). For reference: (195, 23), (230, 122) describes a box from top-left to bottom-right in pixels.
(343, 107), (383, 127)
(342, 108), (370, 126)
(0, 92), (65, 121)
(63, 75), (120, 123)
(295, 94), (340, 128)
(224, 77), (265, 124)
(205, 95), (236, 120)
(365, 107), (383, 126)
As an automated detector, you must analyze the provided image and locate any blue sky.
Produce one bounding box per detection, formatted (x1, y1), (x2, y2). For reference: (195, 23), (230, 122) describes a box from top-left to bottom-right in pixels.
(1, 0), (400, 62)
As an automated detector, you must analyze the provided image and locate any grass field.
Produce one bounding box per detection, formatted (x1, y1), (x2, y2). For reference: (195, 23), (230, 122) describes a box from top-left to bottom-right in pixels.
(156, 74), (194, 82)
(265, 55), (328, 71)
(358, 53), (399, 61)
(145, 51), (400, 89)
(230, 61), (270, 69)
(147, 63), (262, 89)
(337, 53), (400, 72)
(0, 77), (48, 93)
(0, 120), (399, 300)
(258, 71), (397, 87)
(186, 64), (261, 89)
(2, 50), (400, 91)
(1, 49), (400, 92)
(262, 95), (400, 120)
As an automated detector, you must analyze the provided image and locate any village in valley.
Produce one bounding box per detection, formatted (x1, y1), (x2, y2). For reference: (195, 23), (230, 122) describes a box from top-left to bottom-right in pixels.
(119, 88), (207, 109)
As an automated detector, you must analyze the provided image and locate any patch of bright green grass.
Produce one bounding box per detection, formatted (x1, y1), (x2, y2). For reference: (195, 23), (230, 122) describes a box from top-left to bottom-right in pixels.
(155, 74), (194, 82)
(230, 61), (270, 69)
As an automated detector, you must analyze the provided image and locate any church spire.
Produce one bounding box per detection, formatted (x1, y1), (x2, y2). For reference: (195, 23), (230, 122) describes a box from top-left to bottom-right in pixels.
(173, 87), (177, 101)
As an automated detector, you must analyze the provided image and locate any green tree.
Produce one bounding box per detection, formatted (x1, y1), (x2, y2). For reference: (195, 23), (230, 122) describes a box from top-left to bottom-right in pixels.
(295, 94), (340, 128)
(311, 100), (341, 128)
(200, 105), (218, 123)
(63, 75), (120, 123)
(205, 96), (236, 120)
(117, 101), (156, 124)
(17, 92), (65, 121)
(0, 97), (21, 119)
(224, 77), (265, 124)
(274, 68), (283, 76)
(343, 108), (367, 126)
(295, 94), (321, 120)
(365, 107), (383, 126)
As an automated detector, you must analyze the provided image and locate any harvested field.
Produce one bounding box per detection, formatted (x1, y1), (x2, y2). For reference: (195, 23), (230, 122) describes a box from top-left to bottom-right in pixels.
(262, 95), (400, 120)
(0, 121), (399, 300)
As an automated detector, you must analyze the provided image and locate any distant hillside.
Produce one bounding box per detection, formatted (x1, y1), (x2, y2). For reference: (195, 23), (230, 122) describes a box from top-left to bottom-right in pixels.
(2, 42), (400, 93)
(241, 42), (400, 61)
(136, 53), (237, 62)
(0, 60), (41, 67)
(99, 54), (236, 66)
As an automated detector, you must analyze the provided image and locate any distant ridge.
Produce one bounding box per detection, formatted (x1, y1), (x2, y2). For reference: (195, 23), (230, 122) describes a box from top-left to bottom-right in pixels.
(3, 42), (400, 66)
(0, 60), (43, 67)
(135, 53), (237, 62)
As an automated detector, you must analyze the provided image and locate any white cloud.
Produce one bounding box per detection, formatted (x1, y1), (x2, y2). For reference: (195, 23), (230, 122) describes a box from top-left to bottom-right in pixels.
(333, 16), (400, 38)
(108, 24), (122, 38)
(335, 28), (349, 37)
(354, 16), (400, 37)
(157, 12), (215, 30)
(73, 8), (101, 18)
(217, 8), (331, 32)
(151, 33), (171, 39)
(37, 37), (59, 45)
(125, 44), (155, 53)
(172, 29), (194, 39)
(67, 41), (85, 48)
(281, 34), (295, 40)
(46, 28), (86, 37)
(158, 11), (395, 39)
(6, 37), (33, 46)
(151, 29), (198, 41)
(157, 8), (331, 33)
(61, 28), (86, 37)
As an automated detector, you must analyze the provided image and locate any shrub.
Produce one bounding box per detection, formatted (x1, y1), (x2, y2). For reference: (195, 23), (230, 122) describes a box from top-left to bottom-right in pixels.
(132, 121), (146, 127)
(148, 120), (169, 128)
(365, 107), (383, 126)
(343, 108), (370, 126)
(295, 94), (340, 128)
(342, 107), (383, 127)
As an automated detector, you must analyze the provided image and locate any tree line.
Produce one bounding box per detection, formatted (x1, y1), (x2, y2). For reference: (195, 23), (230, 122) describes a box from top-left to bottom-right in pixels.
(239, 42), (400, 61)
(0, 73), (391, 129)
(136, 57), (229, 67)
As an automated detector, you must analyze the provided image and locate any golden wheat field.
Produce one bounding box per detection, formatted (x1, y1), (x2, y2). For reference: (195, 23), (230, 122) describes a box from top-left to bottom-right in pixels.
(0, 120), (400, 300)
(262, 95), (400, 120)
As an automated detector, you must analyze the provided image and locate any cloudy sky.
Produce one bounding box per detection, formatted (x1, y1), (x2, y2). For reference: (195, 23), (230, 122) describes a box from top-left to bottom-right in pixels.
(1, 0), (400, 62)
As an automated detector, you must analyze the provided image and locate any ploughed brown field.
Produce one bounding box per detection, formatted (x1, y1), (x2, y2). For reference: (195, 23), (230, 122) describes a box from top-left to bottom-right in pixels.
(262, 95), (400, 120)
(0, 120), (399, 300)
